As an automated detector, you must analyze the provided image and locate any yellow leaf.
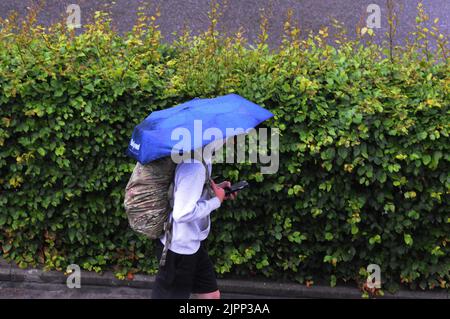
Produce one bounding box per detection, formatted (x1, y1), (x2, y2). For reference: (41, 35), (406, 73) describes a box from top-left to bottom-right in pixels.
(344, 164), (354, 173)
(1, 117), (11, 127)
(24, 109), (37, 117)
(9, 176), (23, 188)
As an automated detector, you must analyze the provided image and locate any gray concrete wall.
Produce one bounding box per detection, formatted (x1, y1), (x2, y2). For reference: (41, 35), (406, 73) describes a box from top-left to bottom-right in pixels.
(1, 0), (448, 49)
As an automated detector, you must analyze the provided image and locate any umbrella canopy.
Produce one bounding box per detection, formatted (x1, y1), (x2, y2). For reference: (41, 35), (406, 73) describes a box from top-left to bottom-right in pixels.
(127, 93), (273, 164)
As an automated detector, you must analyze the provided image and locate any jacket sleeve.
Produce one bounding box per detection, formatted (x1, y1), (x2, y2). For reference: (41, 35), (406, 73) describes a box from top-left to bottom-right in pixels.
(171, 161), (221, 223)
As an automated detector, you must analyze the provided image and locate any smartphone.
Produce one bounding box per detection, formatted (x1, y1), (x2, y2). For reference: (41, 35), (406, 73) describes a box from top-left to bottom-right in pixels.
(224, 180), (249, 196)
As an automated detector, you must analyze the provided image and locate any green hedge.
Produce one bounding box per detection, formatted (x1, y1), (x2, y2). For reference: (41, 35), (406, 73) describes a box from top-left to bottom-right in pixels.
(0, 8), (448, 293)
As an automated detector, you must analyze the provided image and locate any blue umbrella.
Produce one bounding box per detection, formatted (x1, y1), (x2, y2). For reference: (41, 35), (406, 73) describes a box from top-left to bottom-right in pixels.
(126, 93), (274, 164)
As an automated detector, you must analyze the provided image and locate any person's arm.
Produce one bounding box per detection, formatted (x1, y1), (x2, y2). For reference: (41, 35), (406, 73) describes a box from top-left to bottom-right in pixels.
(171, 161), (223, 223)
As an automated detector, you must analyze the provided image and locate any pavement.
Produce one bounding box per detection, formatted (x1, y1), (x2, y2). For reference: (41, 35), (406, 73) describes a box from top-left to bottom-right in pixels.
(0, 281), (275, 299)
(0, 0), (448, 49)
(0, 258), (448, 299)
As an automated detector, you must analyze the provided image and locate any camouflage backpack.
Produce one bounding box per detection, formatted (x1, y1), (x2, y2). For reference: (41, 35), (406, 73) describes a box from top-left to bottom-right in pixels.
(123, 154), (212, 266)
(124, 157), (176, 240)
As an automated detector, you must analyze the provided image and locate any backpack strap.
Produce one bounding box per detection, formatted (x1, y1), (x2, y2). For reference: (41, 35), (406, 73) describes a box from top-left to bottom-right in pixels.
(200, 155), (214, 198)
(194, 149), (213, 196)
(159, 152), (213, 268)
(159, 182), (174, 268)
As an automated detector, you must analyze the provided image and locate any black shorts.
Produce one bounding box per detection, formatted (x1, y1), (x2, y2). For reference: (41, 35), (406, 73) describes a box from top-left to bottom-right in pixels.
(151, 240), (218, 299)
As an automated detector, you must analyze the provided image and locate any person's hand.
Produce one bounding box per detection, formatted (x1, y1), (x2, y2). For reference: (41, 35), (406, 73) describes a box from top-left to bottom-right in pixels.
(210, 180), (225, 203)
(216, 181), (231, 189)
(216, 181), (238, 201)
(226, 191), (238, 200)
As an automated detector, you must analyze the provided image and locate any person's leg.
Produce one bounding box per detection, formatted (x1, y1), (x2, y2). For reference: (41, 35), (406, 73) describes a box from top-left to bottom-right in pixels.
(191, 290), (221, 299)
(151, 241), (196, 299)
(191, 242), (220, 299)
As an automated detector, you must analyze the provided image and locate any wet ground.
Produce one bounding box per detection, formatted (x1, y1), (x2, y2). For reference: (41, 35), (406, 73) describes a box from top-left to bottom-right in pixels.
(0, 281), (278, 299)
(0, 0), (448, 49)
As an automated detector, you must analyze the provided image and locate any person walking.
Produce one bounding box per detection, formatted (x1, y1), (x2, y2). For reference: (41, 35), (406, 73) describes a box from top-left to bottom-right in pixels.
(125, 94), (273, 299)
(151, 139), (236, 299)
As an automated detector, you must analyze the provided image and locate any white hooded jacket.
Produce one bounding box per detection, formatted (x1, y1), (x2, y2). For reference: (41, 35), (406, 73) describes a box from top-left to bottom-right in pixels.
(159, 139), (224, 255)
